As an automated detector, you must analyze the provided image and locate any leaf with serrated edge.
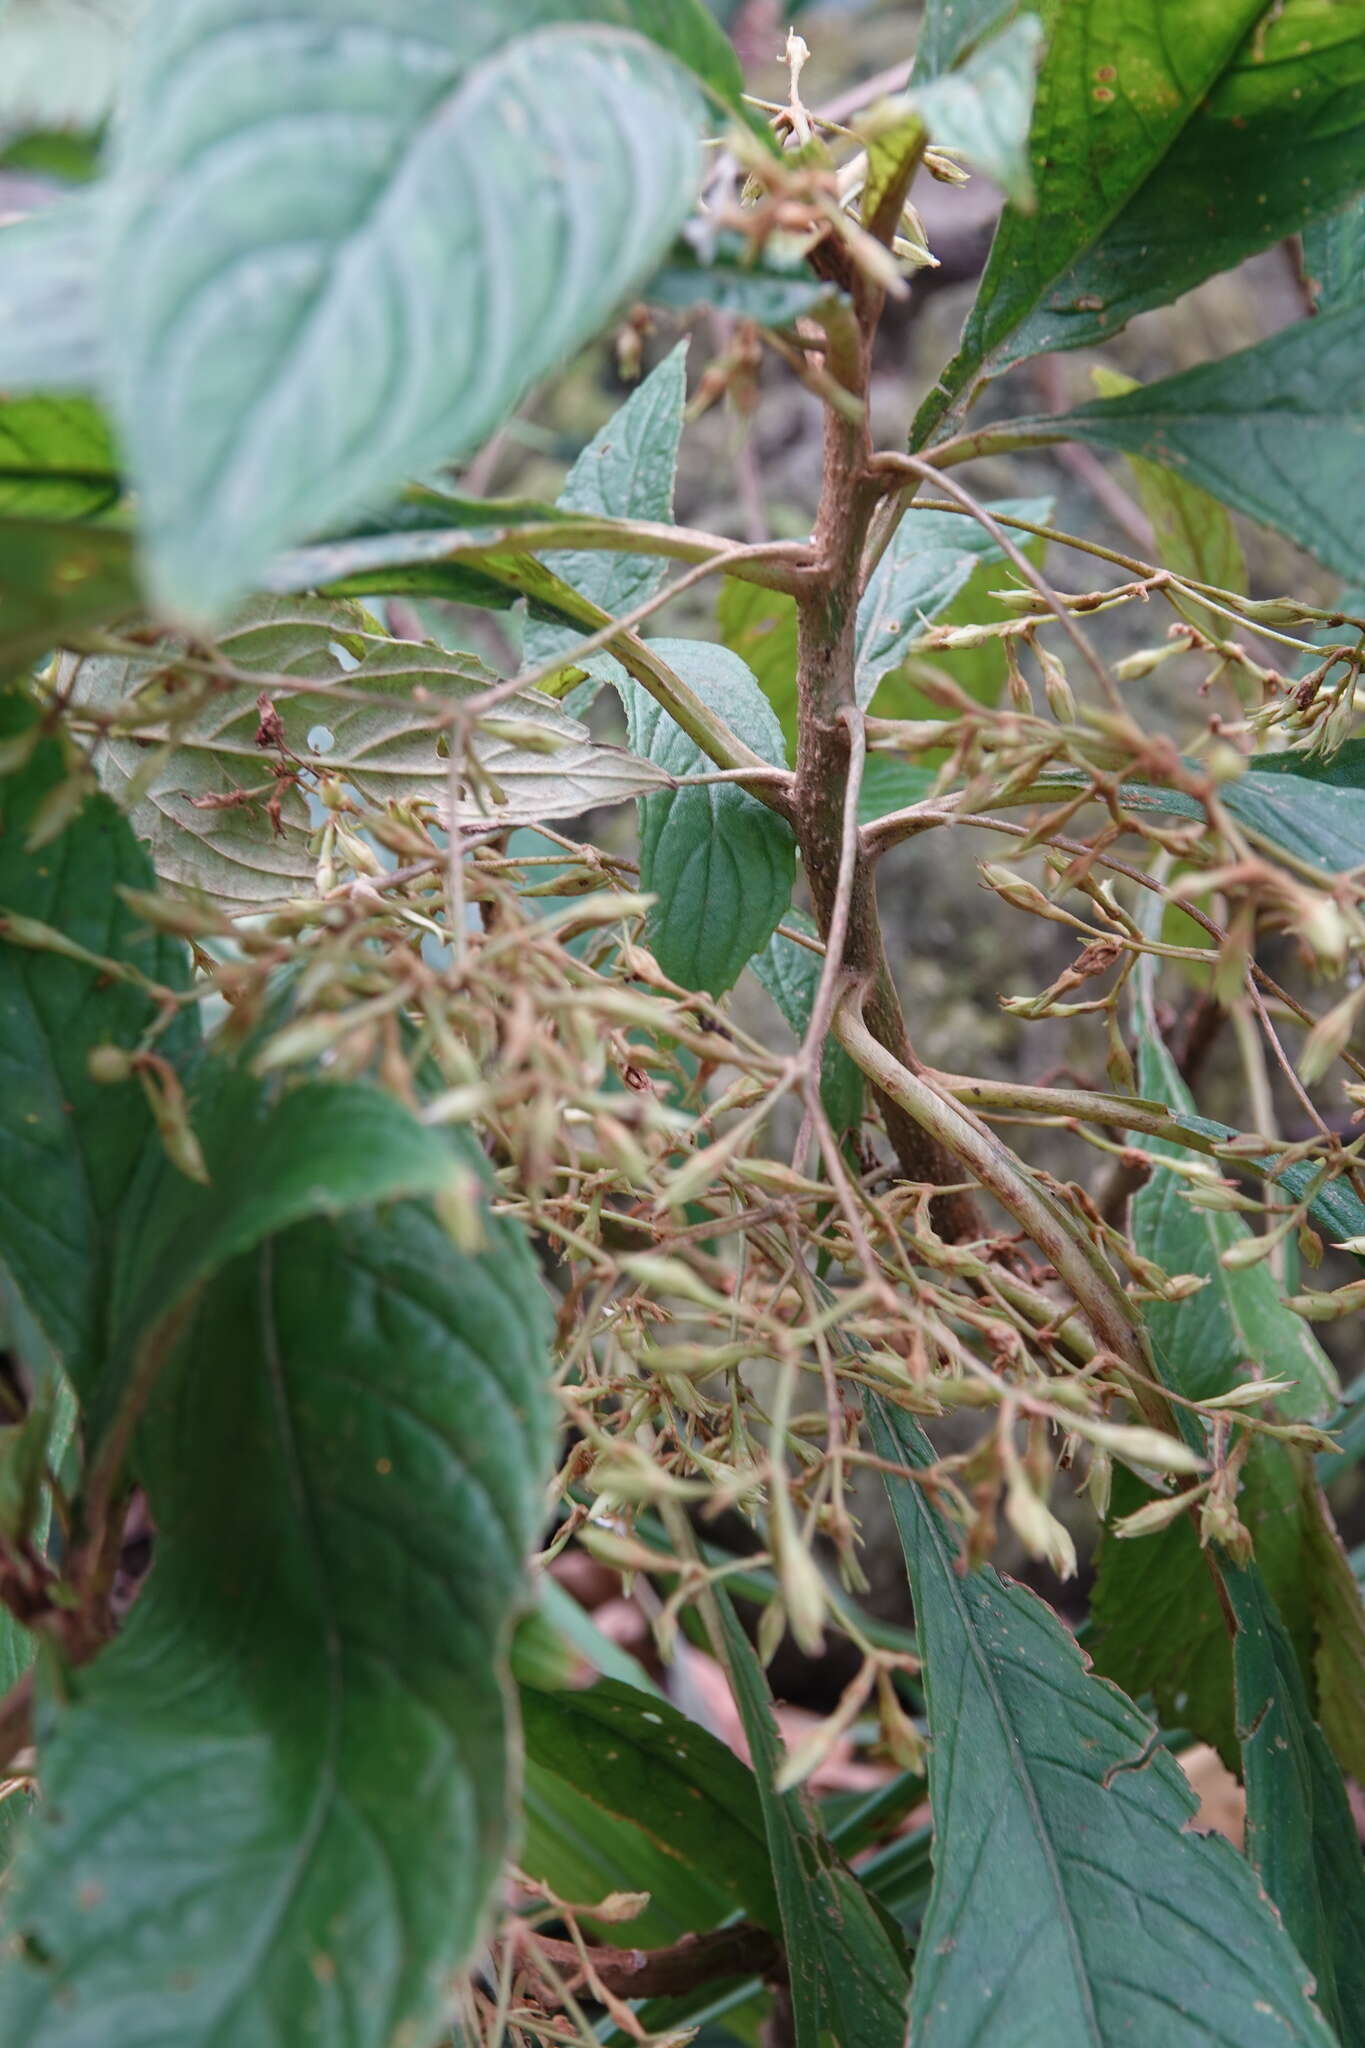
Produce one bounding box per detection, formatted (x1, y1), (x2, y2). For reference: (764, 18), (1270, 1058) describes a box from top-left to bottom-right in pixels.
(1036, 306), (1365, 579)
(715, 1591), (910, 2048)
(0, 693), (196, 1377)
(62, 600), (670, 906)
(867, 1393), (1336, 2048)
(100, 1), (742, 618)
(0, 1201), (554, 2048)
(1090, 367), (1245, 595)
(0, 0), (136, 139)
(623, 639), (794, 996)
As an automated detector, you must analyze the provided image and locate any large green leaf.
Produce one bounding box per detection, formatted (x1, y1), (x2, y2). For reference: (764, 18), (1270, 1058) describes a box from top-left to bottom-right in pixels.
(0, 197), (102, 392)
(1090, 368), (1245, 594)
(918, 1), (1365, 438)
(1226, 1562), (1365, 2047)
(855, 497), (1051, 707)
(99, 0), (741, 619)
(1037, 306), (1365, 578)
(1304, 192), (1365, 312)
(715, 1592), (910, 2048)
(520, 1677), (779, 1930)
(750, 910), (863, 1134)
(624, 640), (795, 996)
(867, 1393), (1337, 2048)
(0, 397), (118, 521)
(0, 693), (194, 1375)
(912, 0), (1014, 80)
(63, 600), (670, 905)
(524, 340), (688, 703)
(0, 1199), (554, 2048)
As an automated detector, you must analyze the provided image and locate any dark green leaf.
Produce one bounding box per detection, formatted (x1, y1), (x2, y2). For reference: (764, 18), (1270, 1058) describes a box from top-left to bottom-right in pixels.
(520, 1678), (780, 1929)
(867, 1393), (1336, 2047)
(0, 397), (118, 521)
(855, 496), (1052, 707)
(0, 1200), (554, 2048)
(92, 1063), (467, 1437)
(906, 14), (1042, 209)
(0, 196), (101, 391)
(750, 910), (863, 1134)
(1226, 1561), (1365, 2047)
(1304, 192), (1365, 312)
(643, 233), (835, 325)
(1090, 367), (1245, 594)
(624, 640), (795, 996)
(1038, 306), (1365, 578)
(524, 343), (688, 703)
(0, 518), (137, 665)
(1092, 973), (1365, 1784)
(915, 0), (1363, 440)
(715, 1592), (910, 2048)
(0, 693), (194, 1375)
(101, 0), (741, 618)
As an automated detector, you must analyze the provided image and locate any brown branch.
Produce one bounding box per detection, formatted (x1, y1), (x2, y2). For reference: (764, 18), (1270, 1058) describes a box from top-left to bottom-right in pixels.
(525, 1920), (780, 2002)
(0, 1671), (32, 1775)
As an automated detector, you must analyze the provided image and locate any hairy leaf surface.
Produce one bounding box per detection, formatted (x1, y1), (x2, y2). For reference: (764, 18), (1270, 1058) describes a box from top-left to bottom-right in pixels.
(0, 198), (102, 392)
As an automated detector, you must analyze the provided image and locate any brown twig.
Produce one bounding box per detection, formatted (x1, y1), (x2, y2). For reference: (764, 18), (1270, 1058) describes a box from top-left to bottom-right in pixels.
(523, 1920), (780, 2002)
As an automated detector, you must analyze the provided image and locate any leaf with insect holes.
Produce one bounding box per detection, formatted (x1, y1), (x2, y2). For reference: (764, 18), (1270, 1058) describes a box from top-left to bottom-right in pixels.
(915, 0), (1365, 442)
(868, 1393), (1337, 2048)
(97, 0), (744, 619)
(61, 599), (671, 906)
(622, 639), (794, 996)
(0, 1198), (554, 2048)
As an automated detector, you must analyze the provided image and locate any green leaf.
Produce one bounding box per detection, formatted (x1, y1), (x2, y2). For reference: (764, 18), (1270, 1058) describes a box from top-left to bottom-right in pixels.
(0, 518), (137, 666)
(750, 910), (863, 1134)
(624, 640), (795, 996)
(912, 0), (1014, 80)
(906, 14), (1043, 209)
(714, 1592), (910, 2048)
(716, 578), (798, 756)
(857, 756), (937, 823)
(0, 0), (134, 141)
(1226, 1561), (1365, 2047)
(1090, 367), (1245, 594)
(1039, 305), (1365, 578)
(520, 1678), (780, 1930)
(101, 0), (740, 619)
(0, 693), (194, 1375)
(0, 197), (102, 392)
(90, 1063), (468, 1444)
(524, 342), (688, 703)
(866, 1392), (1337, 2048)
(0, 396), (119, 522)
(915, 0), (1365, 439)
(855, 496), (1052, 707)
(1304, 192), (1365, 312)
(643, 232), (835, 325)
(64, 600), (670, 905)
(1092, 972), (1365, 1785)
(0, 1199), (554, 2048)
